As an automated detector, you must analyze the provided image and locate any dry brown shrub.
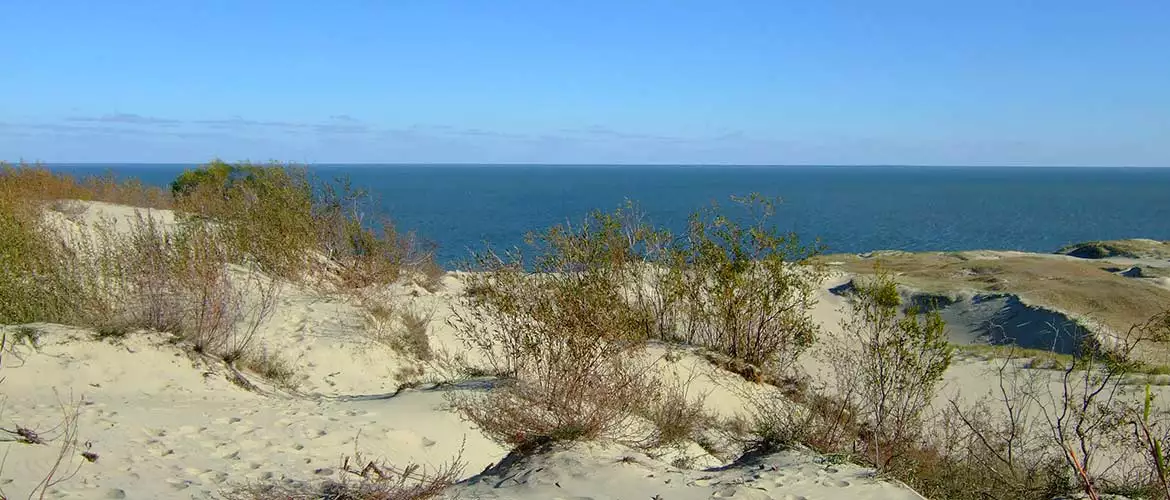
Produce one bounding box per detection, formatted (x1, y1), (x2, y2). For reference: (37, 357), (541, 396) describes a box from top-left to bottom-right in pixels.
(240, 348), (300, 390)
(224, 450), (464, 500)
(450, 219), (656, 446)
(448, 357), (655, 446)
(397, 307), (434, 361)
(0, 162), (170, 209)
(639, 378), (710, 448)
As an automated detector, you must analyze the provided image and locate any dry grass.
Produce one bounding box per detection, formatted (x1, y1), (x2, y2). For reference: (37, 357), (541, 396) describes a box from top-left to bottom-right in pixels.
(224, 450), (464, 500)
(639, 378), (710, 448)
(239, 348), (300, 390)
(1, 160), (430, 365)
(0, 162), (172, 209)
(396, 307), (434, 361)
(0, 163), (284, 365)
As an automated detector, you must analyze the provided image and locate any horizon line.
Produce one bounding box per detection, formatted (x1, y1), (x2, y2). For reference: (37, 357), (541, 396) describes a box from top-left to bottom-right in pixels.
(16, 161), (1168, 169)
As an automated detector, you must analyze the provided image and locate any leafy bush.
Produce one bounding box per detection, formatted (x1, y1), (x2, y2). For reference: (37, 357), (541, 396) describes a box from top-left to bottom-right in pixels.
(0, 189), (107, 325)
(832, 269), (953, 470)
(669, 194), (826, 371)
(170, 159), (249, 197)
(451, 196), (826, 450)
(171, 160), (433, 288)
(450, 211), (658, 446)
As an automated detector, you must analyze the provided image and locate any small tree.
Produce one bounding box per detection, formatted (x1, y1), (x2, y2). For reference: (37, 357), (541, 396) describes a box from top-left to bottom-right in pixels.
(834, 269), (953, 470)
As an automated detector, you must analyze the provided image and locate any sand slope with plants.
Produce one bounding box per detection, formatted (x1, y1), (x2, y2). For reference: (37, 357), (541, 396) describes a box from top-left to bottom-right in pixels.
(4, 163), (1170, 500)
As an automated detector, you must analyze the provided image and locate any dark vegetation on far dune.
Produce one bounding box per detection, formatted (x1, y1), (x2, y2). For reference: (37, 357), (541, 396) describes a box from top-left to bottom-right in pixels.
(5, 161), (1170, 499)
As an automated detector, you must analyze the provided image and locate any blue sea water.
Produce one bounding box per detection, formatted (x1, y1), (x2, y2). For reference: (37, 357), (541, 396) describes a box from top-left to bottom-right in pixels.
(45, 164), (1170, 267)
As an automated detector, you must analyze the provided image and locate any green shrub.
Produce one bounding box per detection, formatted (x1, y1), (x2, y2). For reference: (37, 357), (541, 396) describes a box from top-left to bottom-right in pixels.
(451, 196), (827, 449)
(0, 193), (102, 325)
(171, 160), (430, 288)
(832, 268), (953, 471)
(170, 159), (247, 197)
(669, 194), (826, 371)
(450, 207), (660, 446)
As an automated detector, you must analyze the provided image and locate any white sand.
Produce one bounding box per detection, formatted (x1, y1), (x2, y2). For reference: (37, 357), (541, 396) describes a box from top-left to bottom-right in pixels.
(449, 441), (926, 500)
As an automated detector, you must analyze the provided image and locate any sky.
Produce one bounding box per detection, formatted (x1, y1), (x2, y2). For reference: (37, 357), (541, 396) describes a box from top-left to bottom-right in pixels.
(1, 1), (1168, 166)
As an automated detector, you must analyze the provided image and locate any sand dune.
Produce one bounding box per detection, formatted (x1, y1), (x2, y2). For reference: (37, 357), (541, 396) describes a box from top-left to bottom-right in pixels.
(4, 202), (1167, 499)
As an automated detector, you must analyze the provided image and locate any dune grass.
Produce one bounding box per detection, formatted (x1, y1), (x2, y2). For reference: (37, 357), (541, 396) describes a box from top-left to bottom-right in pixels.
(0, 160), (435, 373)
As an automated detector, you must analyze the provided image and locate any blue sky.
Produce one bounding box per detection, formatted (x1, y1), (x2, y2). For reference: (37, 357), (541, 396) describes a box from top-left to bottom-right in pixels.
(2, 1), (1167, 165)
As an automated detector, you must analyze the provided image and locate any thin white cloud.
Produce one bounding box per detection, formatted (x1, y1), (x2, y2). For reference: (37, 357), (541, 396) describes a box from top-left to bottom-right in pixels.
(67, 113), (180, 125)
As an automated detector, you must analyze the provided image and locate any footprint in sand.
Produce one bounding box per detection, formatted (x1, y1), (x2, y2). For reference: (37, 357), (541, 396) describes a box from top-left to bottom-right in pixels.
(166, 478), (194, 490)
(197, 469), (229, 484)
(711, 486), (771, 499)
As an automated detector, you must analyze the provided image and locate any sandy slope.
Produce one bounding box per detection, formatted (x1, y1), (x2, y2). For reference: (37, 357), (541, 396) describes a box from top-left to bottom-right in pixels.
(0, 271), (924, 498)
(0, 323), (504, 499)
(0, 278), (926, 500)
(448, 442), (926, 500)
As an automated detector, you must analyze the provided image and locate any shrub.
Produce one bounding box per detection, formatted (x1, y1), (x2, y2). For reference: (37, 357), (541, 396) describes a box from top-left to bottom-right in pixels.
(224, 451), (464, 500)
(170, 159), (247, 197)
(0, 188), (106, 325)
(451, 196), (826, 448)
(240, 348), (299, 390)
(639, 379), (710, 448)
(396, 307), (434, 361)
(173, 162), (318, 280)
(670, 194), (826, 371)
(172, 160), (435, 289)
(450, 214), (657, 446)
(831, 268), (953, 471)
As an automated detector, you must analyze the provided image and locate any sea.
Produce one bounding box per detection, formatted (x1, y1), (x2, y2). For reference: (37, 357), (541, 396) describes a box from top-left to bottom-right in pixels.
(44, 164), (1170, 267)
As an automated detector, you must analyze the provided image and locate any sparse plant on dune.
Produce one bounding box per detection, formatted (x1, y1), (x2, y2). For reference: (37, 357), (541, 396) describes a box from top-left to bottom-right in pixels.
(1, 162), (171, 209)
(172, 160), (439, 290)
(396, 306), (435, 362)
(831, 268), (953, 471)
(451, 196), (827, 450)
(639, 375), (711, 448)
(669, 194), (826, 373)
(1027, 313), (1170, 498)
(860, 310), (1170, 499)
(224, 445), (465, 500)
(450, 210), (659, 446)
